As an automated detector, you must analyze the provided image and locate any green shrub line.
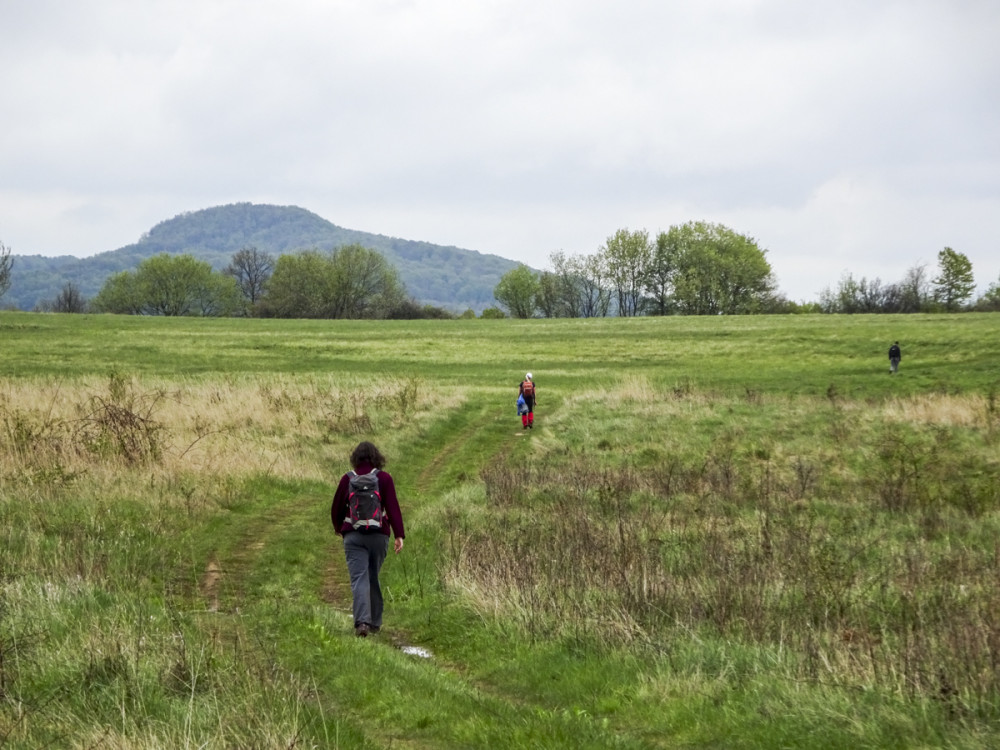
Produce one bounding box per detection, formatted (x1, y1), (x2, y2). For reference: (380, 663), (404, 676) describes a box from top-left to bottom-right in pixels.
(2, 310), (999, 748)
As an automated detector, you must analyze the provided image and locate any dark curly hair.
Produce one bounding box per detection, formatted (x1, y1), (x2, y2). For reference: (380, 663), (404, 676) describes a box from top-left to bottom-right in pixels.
(350, 441), (386, 470)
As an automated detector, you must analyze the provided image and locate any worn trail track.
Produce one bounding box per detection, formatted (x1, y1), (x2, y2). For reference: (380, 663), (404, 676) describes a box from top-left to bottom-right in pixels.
(187, 401), (597, 748)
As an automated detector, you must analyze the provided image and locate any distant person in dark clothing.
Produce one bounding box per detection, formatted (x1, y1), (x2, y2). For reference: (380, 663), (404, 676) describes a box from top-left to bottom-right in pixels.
(331, 441), (405, 637)
(519, 373), (536, 430)
(888, 341), (901, 374)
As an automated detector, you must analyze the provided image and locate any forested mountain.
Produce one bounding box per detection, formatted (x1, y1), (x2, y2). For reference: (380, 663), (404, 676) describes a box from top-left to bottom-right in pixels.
(5, 204), (522, 312)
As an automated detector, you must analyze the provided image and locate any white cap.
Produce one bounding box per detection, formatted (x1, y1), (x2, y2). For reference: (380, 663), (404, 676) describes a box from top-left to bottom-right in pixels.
(526, 372), (532, 380)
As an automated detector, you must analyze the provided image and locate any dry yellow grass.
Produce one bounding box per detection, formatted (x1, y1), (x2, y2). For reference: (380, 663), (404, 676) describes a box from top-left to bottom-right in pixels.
(563, 373), (718, 414)
(564, 374), (996, 432)
(881, 392), (994, 428)
(0, 373), (457, 489)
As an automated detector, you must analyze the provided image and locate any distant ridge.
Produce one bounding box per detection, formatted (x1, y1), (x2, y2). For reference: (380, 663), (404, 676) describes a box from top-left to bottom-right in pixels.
(6, 203), (521, 312)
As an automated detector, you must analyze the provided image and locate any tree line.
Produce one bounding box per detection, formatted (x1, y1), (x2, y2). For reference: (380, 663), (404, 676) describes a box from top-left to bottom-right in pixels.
(492, 224), (1000, 318)
(496, 221), (781, 318)
(9, 244), (460, 319)
(816, 247), (997, 314)
(2, 228), (998, 318)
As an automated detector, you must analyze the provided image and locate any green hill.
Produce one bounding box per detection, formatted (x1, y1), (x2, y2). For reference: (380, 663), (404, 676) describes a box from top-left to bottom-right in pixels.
(5, 203), (522, 313)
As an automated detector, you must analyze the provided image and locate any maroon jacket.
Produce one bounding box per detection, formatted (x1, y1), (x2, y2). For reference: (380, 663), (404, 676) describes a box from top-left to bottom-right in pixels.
(330, 462), (405, 539)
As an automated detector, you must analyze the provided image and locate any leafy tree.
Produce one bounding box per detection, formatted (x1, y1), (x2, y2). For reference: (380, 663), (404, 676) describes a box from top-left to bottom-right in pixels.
(261, 250), (330, 318)
(898, 263), (931, 313)
(331, 244), (408, 319)
(539, 252), (607, 318)
(493, 265), (539, 319)
(645, 231), (680, 315)
(225, 245), (274, 311)
(602, 228), (651, 317)
(933, 247), (975, 311)
(665, 222), (776, 315)
(260, 245), (406, 319)
(480, 307), (506, 319)
(820, 274), (900, 314)
(194, 273), (242, 316)
(539, 251), (606, 319)
(535, 271), (561, 318)
(91, 254), (237, 316)
(137, 254), (223, 316)
(543, 251), (590, 318)
(819, 264), (933, 314)
(974, 274), (1000, 312)
(857, 277), (899, 313)
(91, 271), (144, 314)
(819, 273), (860, 313)
(577, 252), (612, 318)
(0, 241), (12, 300)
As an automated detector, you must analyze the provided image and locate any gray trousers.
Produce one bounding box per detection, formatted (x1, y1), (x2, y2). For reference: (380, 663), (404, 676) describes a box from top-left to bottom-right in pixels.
(890, 357), (900, 373)
(343, 531), (389, 628)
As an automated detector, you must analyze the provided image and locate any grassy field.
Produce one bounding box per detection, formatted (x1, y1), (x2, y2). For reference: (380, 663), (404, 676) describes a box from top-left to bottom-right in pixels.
(2, 310), (999, 748)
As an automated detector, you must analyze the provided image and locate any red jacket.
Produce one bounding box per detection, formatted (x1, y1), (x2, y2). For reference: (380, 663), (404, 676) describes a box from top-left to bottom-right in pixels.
(331, 462), (406, 539)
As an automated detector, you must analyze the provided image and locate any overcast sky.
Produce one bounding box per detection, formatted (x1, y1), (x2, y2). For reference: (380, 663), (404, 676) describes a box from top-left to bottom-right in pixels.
(2, 0), (998, 302)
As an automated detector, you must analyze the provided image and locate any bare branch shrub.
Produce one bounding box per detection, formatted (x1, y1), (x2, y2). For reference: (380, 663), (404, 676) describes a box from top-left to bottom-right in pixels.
(74, 371), (165, 464)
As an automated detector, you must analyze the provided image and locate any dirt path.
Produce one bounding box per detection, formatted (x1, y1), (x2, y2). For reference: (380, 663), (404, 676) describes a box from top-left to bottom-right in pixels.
(413, 401), (515, 491)
(188, 402), (583, 747)
(318, 400), (515, 642)
(195, 397), (524, 635)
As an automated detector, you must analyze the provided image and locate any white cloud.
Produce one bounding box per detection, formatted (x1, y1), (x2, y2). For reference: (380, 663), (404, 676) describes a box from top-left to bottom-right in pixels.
(1, 0), (998, 298)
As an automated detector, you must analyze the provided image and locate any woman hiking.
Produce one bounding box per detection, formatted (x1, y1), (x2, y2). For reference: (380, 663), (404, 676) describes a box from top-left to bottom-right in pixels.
(519, 372), (536, 430)
(330, 441), (405, 637)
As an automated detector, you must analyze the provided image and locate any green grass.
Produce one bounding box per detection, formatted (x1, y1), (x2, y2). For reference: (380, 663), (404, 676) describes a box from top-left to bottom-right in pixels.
(3, 311), (999, 396)
(2, 310), (1000, 748)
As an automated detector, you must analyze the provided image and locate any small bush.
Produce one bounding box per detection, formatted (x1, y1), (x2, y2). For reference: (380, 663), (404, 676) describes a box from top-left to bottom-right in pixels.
(75, 372), (165, 464)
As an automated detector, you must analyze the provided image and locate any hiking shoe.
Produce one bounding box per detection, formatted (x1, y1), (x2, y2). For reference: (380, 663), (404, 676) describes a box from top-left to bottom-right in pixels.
(529, 423), (533, 429)
(355, 624), (370, 638)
